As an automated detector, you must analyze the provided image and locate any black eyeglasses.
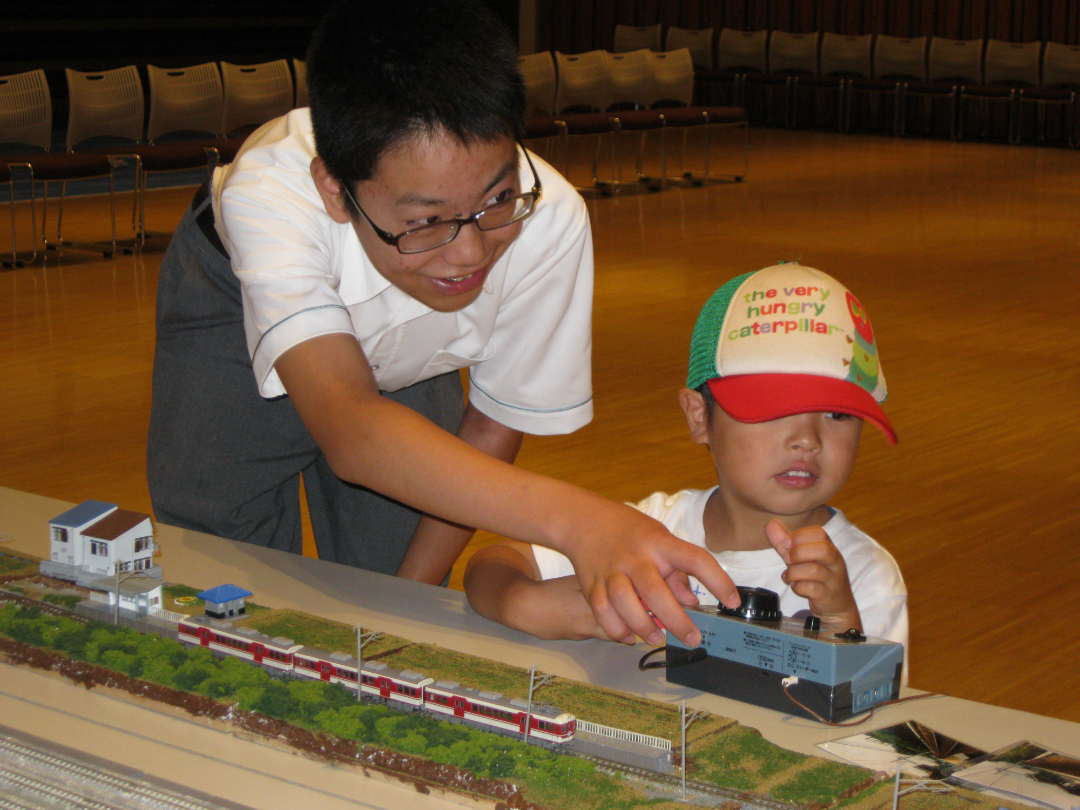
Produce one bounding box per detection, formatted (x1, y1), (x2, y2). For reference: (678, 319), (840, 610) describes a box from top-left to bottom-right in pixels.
(343, 145), (542, 255)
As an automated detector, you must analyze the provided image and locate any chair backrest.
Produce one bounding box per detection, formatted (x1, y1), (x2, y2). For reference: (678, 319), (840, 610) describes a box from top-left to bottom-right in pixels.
(65, 65), (144, 150)
(519, 51), (558, 115)
(982, 39), (1041, 85)
(716, 28), (769, 73)
(293, 58), (308, 108)
(1041, 41), (1080, 87)
(554, 50), (611, 112)
(926, 37), (984, 82)
(0, 69), (52, 151)
(818, 32), (872, 77)
(146, 62), (224, 142)
(220, 59), (294, 136)
(666, 27), (715, 71)
(613, 23), (662, 53)
(872, 35), (928, 79)
(604, 49), (655, 108)
(768, 31), (821, 75)
(647, 48), (695, 107)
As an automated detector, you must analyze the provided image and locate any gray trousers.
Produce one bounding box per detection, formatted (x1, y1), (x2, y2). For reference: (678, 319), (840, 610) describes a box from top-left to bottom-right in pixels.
(147, 186), (464, 575)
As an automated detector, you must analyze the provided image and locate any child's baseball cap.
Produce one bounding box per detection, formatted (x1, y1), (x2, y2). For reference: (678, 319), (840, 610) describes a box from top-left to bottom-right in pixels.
(687, 263), (897, 443)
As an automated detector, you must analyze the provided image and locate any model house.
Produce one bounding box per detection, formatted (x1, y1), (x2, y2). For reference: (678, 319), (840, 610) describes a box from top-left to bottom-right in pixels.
(41, 500), (161, 588)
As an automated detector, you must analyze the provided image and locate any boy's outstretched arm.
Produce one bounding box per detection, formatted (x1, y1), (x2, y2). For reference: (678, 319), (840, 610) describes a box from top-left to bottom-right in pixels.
(464, 541), (610, 640)
(276, 333), (740, 647)
(765, 520), (861, 631)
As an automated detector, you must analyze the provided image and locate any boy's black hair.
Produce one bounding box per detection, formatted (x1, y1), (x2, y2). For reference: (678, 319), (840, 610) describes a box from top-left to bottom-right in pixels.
(699, 383), (717, 423)
(306, 0), (526, 212)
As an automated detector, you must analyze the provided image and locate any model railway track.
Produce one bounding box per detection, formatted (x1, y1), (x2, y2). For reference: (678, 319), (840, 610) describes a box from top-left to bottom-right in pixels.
(584, 754), (801, 810)
(0, 591), (90, 622)
(0, 734), (231, 810)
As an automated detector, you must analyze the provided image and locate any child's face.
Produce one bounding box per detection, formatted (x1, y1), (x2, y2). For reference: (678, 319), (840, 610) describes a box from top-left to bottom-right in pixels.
(333, 133), (524, 313)
(681, 389), (862, 525)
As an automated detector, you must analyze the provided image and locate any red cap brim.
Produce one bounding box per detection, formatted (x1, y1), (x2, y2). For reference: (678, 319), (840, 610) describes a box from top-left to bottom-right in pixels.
(707, 374), (898, 444)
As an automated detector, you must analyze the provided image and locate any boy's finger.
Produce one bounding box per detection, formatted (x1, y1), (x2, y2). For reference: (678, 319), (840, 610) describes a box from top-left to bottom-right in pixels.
(661, 539), (740, 611)
(635, 580), (700, 648)
(586, 584), (638, 645)
(765, 519), (793, 562)
(663, 571), (699, 607)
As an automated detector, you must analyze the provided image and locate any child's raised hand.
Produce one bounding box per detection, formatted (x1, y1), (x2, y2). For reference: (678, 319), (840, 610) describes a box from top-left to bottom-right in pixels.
(764, 519), (861, 631)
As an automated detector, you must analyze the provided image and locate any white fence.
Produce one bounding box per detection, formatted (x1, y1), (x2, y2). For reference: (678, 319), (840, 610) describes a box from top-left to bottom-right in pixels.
(151, 607), (187, 624)
(575, 720), (671, 751)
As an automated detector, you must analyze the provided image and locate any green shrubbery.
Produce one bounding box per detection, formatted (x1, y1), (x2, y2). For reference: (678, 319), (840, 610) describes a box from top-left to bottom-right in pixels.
(0, 603), (596, 787)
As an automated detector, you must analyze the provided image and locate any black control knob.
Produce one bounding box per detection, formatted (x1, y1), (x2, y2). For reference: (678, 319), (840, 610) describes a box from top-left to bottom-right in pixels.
(719, 586), (781, 621)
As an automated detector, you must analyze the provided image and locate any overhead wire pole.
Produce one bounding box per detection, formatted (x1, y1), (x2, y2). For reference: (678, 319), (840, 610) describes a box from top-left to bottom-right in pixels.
(355, 626), (383, 702)
(525, 665), (555, 743)
(680, 700), (709, 800)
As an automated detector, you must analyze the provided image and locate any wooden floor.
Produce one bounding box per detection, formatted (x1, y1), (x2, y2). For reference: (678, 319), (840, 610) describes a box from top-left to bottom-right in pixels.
(3, 128), (1079, 724)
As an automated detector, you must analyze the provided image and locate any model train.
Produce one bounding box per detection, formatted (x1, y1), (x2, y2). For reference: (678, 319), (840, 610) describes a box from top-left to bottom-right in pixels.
(176, 614), (576, 745)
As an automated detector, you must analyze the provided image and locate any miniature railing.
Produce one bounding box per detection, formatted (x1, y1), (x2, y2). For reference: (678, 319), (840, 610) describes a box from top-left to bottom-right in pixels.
(151, 608), (187, 623)
(575, 720), (671, 751)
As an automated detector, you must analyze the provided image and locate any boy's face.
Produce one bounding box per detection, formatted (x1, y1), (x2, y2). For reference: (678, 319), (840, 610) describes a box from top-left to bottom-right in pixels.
(313, 132), (523, 313)
(680, 389), (862, 525)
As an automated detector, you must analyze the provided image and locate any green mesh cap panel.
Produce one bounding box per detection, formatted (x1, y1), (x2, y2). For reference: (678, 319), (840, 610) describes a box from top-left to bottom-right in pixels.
(687, 270), (756, 390)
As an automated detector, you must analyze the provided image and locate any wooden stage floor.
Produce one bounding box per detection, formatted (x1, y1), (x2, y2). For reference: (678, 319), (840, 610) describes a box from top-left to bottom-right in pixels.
(2, 127), (1078, 723)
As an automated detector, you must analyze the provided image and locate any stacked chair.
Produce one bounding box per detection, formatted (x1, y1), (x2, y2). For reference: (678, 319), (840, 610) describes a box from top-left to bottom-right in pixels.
(847, 35), (928, 136)
(1019, 42), (1080, 146)
(713, 29), (770, 109)
(1, 68), (119, 266)
(902, 38), (984, 138)
(744, 31), (822, 127)
(613, 24), (663, 53)
(2, 59), (299, 264)
(960, 40), (1041, 142)
(795, 33), (874, 131)
(524, 46), (748, 193)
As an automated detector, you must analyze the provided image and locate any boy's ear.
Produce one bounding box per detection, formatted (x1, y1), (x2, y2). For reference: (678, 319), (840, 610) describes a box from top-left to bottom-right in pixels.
(679, 388), (710, 445)
(310, 156), (353, 224)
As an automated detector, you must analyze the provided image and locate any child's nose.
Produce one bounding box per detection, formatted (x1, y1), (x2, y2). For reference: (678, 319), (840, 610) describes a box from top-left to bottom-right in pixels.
(788, 415), (822, 452)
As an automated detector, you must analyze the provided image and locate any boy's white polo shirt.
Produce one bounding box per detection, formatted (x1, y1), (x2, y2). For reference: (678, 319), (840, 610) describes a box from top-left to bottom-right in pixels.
(212, 109), (594, 436)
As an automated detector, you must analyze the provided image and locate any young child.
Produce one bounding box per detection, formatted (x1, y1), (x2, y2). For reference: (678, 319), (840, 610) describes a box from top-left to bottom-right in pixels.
(465, 263), (908, 663)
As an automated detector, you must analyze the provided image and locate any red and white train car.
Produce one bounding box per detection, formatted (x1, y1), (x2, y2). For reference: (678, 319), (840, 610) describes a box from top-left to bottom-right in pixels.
(175, 615), (574, 745)
(425, 681), (576, 744)
(177, 616), (300, 673)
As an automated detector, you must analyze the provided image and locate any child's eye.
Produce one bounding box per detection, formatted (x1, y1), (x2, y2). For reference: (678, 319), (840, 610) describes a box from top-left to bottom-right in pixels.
(825, 412), (851, 421)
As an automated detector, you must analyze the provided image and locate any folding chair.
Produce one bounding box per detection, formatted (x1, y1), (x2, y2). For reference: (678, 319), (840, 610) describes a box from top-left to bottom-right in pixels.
(603, 49), (666, 187)
(293, 59), (308, 108)
(1020, 41), (1080, 146)
(553, 50), (620, 191)
(715, 29), (769, 112)
(518, 52), (566, 165)
(796, 33), (873, 130)
(848, 35), (927, 134)
(745, 31), (821, 128)
(613, 24), (662, 53)
(904, 38), (984, 138)
(961, 40), (1041, 141)
(220, 59), (294, 137)
(1, 69), (118, 265)
(647, 48), (748, 185)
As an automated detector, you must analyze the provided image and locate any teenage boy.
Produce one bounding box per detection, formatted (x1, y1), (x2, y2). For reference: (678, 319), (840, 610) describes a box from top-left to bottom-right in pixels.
(147, 0), (739, 649)
(465, 264), (908, 661)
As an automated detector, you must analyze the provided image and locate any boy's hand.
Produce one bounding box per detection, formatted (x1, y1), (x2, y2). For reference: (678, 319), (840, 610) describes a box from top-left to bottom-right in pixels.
(765, 519), (861, 631)
(563, 504), (740, 648)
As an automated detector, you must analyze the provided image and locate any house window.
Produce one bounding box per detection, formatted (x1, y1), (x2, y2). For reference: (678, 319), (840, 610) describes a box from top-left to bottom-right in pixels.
(90, 541), (108, 556)
(52, 527), (69, 543)
(134, 537), (152, 552)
